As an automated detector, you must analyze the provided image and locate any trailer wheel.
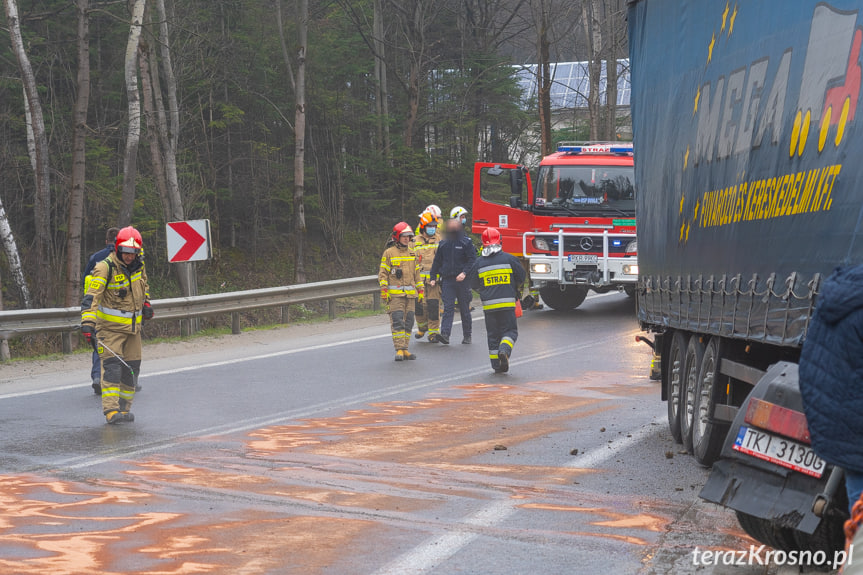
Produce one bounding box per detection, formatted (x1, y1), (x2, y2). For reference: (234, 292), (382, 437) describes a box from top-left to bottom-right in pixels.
(691, 337), (730, 466)
(666, 331), (688, 443)
(539, 284), (588, 311)
(791, 512), (846, 555)
(735, 511), (799, 552)
(680, 336), (705, 452)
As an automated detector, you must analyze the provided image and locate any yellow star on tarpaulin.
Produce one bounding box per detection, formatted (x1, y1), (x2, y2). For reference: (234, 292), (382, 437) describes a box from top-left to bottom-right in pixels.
(721, 1), (729, 32)
(708, 32), (716, 63)
(694, 88), (700, 114)
(728, 4), (738, 37)
(679, 194), (685, 214)
(685, 222), (691, 242)
(680, 220), (686, 242)
(694, 200), (700, 220)
(684, 145), (690, 169)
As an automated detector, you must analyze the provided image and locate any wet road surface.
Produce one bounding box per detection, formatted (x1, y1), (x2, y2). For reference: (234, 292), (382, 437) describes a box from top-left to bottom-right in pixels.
(0, 293), (778, 574)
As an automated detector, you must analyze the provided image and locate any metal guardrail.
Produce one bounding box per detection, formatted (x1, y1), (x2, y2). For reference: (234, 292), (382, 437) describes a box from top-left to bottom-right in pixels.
(0, 275), (382, 355)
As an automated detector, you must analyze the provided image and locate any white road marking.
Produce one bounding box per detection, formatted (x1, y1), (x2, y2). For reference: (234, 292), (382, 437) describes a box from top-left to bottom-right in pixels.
(50, 330), (639, 470)
(373, 421), (657, 575)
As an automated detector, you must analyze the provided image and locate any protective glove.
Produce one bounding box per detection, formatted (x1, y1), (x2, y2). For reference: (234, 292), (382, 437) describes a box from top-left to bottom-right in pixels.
(417, 288), (424, 302)
(142, 301), (154, 321)
(380, 287), (389, 302)
(81, 323), (98, 352)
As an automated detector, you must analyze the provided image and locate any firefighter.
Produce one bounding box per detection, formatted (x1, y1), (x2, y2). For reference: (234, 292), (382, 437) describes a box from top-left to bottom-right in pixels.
(413, 211), (442, 342)
(81, 226), (153, 424)
(83, 227), (119, 394)
(379, 222), (424, 361)
(468, 227), (526, 373)
(450, 206), (469, 228)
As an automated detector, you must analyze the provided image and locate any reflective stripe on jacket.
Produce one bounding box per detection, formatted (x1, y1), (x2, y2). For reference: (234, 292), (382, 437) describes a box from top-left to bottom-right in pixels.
(413, 233), (440, 280)
(81, 251), (150, 333)
(378, 244), (424, 298)
(468, 250), (527, 311)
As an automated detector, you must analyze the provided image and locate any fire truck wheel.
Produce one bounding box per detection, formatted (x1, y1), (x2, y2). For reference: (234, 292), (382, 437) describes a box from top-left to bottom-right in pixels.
(539, 284), (588, 311)
(665, 331), (689, 444)
(680, 336), (705, 453)
(624, 285), (636, 298)
(691, 337), (729, 466)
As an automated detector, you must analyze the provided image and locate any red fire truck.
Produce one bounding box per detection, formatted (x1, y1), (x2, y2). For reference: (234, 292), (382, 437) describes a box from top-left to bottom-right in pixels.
(472, 142), (637, 310)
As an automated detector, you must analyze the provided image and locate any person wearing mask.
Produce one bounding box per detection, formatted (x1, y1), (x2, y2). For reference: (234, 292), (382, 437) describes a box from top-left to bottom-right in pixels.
(82, 227), (119, 394)
(469, 228), (526, 373)
(450, 206), (469, 230)
(429, 218), (476, 345)
(81, 226), (152, 424)
(799, 265), (863, 517)
(413, 210), (442, 342)
(379, 222), (424, 361)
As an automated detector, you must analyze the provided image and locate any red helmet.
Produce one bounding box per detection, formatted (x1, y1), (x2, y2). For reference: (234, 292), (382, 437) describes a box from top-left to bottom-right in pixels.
(115, 226), (143, 255)
(482, 227), (501, 247)
(392, 222), (414, 242)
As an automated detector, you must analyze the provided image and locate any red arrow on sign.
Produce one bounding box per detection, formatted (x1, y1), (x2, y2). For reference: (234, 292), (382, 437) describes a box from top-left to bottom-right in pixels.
(168, 221), (206, 262)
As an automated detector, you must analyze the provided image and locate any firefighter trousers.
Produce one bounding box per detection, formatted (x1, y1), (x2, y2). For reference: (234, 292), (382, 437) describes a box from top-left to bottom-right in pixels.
(388, 296), (415, 351)
(415, 283), (441, 336)
(485, 309), (518, 370)
(97, 328), (141, 415)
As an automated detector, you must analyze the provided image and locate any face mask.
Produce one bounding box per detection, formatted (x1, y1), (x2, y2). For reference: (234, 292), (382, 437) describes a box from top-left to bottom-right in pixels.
(426, 226), (437, 236)
(459, 216), (467, 225)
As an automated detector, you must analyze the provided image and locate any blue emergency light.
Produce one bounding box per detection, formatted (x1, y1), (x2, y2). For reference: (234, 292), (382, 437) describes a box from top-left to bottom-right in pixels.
(557, 142), (634, 156)
(612, 240), (623, 247)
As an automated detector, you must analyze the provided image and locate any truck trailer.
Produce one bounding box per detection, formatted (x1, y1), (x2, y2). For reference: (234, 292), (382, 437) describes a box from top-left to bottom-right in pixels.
(628, 0), (861, 554)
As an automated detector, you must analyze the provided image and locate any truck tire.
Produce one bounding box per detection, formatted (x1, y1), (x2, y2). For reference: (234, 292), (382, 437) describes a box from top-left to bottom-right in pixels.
(680, 336), (705, 452)
(624, 285), (636, 298)
(539, 284), (588, 311)
(691, 337), (730, 466)
(735, 511), (799, 552)
(666, 331), (688, 444)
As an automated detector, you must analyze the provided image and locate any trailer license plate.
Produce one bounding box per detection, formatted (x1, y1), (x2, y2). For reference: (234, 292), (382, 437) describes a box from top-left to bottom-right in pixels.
(568, 255), (598, 264)
(732, 426), (825, 478)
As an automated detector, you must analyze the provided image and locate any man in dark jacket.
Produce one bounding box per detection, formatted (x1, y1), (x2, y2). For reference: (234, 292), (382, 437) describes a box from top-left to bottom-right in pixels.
(429, 218), (477, 344)
(82, 227), (119, 394)
(468, 228), (526, 373)
(800, 265), (863, 513)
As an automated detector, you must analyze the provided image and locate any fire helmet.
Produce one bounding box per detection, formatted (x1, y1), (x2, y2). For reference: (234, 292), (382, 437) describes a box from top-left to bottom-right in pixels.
(424, 205), (442, 220)
(115, 226), (143, 255)
(392, 222), (415, 242)
(419, 211), (439, 229)
(482, 227), (502, 247)
(450, 206), (468, 220)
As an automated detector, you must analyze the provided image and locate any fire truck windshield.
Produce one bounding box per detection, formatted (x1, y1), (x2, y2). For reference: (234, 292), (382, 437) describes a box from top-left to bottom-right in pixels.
(534, 165), (635, 215)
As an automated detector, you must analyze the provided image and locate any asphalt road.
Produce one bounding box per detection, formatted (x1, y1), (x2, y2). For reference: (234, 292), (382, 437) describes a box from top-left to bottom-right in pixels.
(0, 293), (781, 574)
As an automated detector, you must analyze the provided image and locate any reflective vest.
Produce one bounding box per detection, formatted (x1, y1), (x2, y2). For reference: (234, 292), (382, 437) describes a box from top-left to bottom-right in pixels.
(379, 244), (424, 298)
(413, 233), (440, 283)
(468, 250), (527, 311)
(81, 252), (150, 333)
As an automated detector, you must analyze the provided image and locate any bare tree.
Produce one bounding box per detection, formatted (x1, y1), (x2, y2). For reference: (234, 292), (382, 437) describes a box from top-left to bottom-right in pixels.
(118, 0), (147, 227)
(373, 0), (390, 155)
(5, 0), (51, 304)
(0, 193), (31, 308)
(535, 0), (553, 156)
(294, 0), (308, 283)
(582, 0), (603, 140)
(64, 0), (91, 307)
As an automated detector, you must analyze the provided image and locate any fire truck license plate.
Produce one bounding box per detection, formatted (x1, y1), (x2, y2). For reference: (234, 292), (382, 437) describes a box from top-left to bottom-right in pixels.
(732, 426), (825, 478)
(568, 255), (598, 264)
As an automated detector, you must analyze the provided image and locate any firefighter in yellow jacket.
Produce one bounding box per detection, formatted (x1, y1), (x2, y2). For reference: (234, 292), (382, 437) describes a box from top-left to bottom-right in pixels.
(379, 222), (424, 361)
(413, 210), (442, 341)
(81, 226), (153, 424)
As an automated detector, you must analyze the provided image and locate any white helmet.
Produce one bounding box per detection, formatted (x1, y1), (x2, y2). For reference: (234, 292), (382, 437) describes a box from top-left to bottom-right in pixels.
(450, 206), (468, 220)
(423, 205), (442, 220)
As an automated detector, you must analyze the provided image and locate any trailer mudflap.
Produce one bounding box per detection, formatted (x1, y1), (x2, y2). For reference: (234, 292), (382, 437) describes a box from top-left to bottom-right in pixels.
(699, 362), (830, 535)
(700, 458), (823, 534)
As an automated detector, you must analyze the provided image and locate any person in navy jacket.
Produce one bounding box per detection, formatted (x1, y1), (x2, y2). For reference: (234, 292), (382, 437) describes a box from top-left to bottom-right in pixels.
(800, 265), (863, 513)
(82, 228), (118, 394)
(429, 218), (476, 345)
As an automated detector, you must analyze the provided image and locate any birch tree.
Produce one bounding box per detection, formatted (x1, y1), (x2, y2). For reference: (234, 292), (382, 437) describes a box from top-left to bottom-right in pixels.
(64, 0), (91, 306)
(118, 0), (147, 227)
(294, 0), (308, 284)
(0, 194), (31, 308)
(5, 0), (51, 304)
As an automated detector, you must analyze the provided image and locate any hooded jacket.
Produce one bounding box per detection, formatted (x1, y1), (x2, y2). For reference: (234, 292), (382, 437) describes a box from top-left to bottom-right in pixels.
(799, 265), (863, 473)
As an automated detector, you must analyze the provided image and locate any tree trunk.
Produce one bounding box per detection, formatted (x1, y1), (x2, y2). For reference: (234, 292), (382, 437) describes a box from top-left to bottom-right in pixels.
(0, 266), (9, 360)
(6, 0), (51, 305)
(536, 0), (553, 156)
(65, 0), (91, 307)
(373, 0), (390, 156)
(604, 0), (618, 141)
(293, 0), (308, 284)
(583, 0), (603, 141)
(117, 0), (147, 227)
(0, 193), (32, 308)
(275, 0), (296, 93)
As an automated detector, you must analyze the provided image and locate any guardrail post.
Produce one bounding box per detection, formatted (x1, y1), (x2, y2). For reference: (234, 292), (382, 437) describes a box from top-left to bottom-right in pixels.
(0, 338), (9, 361)
(61, 331), (73, 354)
(280, 306), (290, 324)
(231, 312), (241, 335)
(373, 291), (381, 311)
(328, 299), (336, 320)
